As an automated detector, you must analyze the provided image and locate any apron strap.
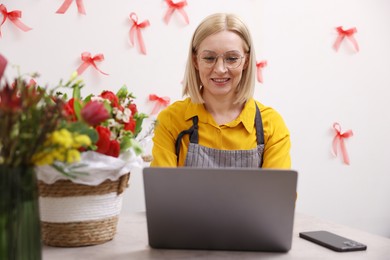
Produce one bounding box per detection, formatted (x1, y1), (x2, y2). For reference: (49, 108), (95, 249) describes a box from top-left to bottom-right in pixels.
(175, 116), (199, 162)
(175, 103), (263, 164)
(254, 104), (265, 145)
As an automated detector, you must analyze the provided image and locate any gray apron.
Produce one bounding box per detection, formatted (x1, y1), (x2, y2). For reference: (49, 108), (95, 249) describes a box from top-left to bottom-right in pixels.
(175, 103), (264, 168)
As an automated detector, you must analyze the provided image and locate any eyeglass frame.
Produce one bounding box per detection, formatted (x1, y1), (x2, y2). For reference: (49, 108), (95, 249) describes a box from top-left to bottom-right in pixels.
(197, 50), (246, 69)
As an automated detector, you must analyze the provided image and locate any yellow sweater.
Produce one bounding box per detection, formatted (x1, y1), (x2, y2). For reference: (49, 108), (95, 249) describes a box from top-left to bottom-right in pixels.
(150, 97), (291, 168)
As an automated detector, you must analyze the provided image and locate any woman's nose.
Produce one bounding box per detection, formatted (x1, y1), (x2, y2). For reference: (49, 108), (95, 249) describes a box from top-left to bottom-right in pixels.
(213, 57), (228, 73)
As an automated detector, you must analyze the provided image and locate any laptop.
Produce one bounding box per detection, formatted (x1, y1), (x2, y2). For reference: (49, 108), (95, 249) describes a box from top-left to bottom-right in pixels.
(143, 167), (298, 252)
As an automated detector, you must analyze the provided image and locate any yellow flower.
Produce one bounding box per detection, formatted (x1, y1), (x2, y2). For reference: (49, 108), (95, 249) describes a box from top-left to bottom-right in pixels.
(52, 149), (65, 162)
(51, 129), (73, 148)
(32, 152), (55, 166)
(66, 149), (81, 163)
(73, 134), (91, 148)
(32, 129), (92, 166)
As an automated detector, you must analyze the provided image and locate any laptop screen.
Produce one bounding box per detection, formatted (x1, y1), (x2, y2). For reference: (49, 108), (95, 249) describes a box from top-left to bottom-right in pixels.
(143, 167), (298, 252)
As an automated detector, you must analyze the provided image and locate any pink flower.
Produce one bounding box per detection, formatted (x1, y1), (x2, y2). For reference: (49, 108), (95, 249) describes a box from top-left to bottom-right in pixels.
(81, 101), (110, 126)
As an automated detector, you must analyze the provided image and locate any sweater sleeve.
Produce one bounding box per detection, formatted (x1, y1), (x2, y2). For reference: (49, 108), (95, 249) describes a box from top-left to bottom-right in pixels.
(150, 109), (178, 167)
(261, 106), (291, 169)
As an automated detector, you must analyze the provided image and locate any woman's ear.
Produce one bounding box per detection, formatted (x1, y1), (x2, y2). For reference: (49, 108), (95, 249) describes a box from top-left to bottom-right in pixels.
(193, 53), (199, 70)
(243, 54), (249, 70)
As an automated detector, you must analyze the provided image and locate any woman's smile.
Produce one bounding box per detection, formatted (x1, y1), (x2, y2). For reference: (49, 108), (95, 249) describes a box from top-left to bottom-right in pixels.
(211, 77), (231, 85)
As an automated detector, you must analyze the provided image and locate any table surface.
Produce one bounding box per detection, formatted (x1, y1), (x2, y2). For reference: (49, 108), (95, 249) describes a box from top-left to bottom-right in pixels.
(43, 212), (390, 260)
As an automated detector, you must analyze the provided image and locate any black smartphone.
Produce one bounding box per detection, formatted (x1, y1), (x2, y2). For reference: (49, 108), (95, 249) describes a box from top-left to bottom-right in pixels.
(299, 230), (367, 252)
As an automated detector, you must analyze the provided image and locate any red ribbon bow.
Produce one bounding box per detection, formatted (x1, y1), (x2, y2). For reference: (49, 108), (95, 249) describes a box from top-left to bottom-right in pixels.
(164, 0), (189, 25)
(56, 0), (86, 15)
(129, 13), (150, 55)
(256, 60), (267, 83)
(0, 4), (32, 37)
(0, 54), (7, 80)
(76, 52), (109, 76)
(332, 122), (353, 165)
(333, 26), (359, 52)
(149, 94), (170, 115)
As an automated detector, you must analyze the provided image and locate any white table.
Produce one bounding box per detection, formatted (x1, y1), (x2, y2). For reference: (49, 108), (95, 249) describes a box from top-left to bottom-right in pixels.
(43, 212), (390, 259)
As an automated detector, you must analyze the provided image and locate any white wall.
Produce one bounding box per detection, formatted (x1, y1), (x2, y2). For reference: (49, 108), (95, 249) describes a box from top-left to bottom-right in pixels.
(1, 0), (389, 238)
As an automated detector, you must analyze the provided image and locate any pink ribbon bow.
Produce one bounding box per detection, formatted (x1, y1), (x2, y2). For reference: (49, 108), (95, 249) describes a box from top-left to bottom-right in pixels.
(56, 0), (86, 15)
(332, 122), (353, 165)
(76, 52), (109, 76)
(129, 13), (150, 55)
(149, 94), (170, 115)
(0, 54), (7, 80)
(333, 26), (359, 52)
(0, 4), (32, 37)
(256, 60), (267, 83)
(164, 0), (189, 25)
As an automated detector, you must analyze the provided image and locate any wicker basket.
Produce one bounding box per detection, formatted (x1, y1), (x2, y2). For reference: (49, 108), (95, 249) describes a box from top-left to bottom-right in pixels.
(38, 173), (130, 247)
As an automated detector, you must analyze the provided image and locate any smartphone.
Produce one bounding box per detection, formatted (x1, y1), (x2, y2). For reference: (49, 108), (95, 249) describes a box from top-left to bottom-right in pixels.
(299, 230), (367, 252)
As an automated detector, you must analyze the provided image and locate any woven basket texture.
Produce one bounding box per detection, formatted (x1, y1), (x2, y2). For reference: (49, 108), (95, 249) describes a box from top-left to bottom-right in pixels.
(38, 173), (130, 247)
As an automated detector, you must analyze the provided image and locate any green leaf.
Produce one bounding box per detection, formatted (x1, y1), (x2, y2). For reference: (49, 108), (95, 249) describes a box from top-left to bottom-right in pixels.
(116, 85), (128, 99)
(103, 100), (113, 115)
(84, 94), (93, 103)
(131, 140), (144, 155)
(72, 83), (81, 100)
(134, 113), (148, 137)
(73, 100), (83, 122)
(67, 122), (98, 143)
(120, 136), (132, 152)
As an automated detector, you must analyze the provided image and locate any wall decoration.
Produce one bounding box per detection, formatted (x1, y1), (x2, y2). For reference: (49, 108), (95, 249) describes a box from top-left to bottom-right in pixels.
(76, 52), (109, 76)
(332, 122), (353, 165)
(333, 26), (359, 52)
(163, 0), (189, 25)
(148, 94), (170, 115)
(129, 12), (150, 55)
(56, 0), (86, 15)
(256, 60), (267, 83)
(0, 4), (32, 37)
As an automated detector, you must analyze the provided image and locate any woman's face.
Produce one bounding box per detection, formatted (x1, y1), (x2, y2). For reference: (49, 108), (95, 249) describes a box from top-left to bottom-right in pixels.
(194, 30), (248, 101)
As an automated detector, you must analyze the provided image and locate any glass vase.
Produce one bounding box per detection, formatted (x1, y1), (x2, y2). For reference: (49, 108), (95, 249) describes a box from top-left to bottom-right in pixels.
(0, 165), (42, 260)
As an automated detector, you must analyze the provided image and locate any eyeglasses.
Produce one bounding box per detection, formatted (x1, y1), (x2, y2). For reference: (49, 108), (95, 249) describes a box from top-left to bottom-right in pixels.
(198, 51), (244, 69)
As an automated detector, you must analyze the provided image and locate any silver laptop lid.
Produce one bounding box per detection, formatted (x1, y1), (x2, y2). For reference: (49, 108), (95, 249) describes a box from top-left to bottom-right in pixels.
(143, 167), (298, 252)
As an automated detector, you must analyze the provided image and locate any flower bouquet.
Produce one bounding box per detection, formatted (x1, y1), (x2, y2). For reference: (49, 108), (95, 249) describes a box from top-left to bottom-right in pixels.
(36, 73), (148, 247)
(0, 56), (95, 259)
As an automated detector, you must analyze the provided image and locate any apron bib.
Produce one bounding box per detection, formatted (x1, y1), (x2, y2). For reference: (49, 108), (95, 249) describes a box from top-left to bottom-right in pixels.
(175, 103), (265, 168)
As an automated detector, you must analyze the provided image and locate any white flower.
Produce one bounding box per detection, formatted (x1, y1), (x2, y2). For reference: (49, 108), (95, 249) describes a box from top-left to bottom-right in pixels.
(91, 96), (106, 102)
(114, 107), (132, 123)
(106, 118), (117, 128)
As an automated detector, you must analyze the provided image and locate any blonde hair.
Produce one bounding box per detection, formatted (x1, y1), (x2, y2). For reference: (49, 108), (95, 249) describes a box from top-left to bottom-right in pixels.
(182, 13), (256, 104)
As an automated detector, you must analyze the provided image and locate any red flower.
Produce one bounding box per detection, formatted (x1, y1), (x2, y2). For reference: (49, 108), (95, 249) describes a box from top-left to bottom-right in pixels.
(59, 79), (147, 158)
(27, 79), (37, 88)
(128, 103), (137, 115)
(0, 83), (21, 111)
(107, 140), (120, 157)
(95, 126), (120, 158)
(100, 91), (119, 108)
(95, 126), (111, 154)
(81, 101), (110, 126)
(124, 116), (136, 133)
(64, 98), (77, 121)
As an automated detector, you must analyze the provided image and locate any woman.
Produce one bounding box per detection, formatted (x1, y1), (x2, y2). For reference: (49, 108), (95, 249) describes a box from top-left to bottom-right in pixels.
(150, 13), (291, 168)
